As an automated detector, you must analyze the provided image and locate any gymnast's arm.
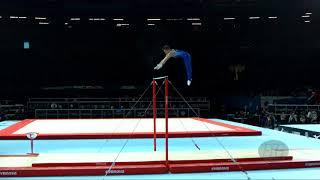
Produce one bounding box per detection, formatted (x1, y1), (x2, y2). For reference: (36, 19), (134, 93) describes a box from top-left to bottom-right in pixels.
(154, 50), (175, 70)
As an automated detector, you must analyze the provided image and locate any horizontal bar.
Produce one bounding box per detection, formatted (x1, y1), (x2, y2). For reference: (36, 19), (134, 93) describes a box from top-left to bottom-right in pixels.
(153, 76), (168, 80)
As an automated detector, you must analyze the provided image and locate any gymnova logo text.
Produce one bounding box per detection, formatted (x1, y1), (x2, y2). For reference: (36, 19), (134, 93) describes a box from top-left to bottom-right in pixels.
(211, 166), (230, 171)
(105, 169), (125, 174)
(0, 171), (17, 176)
(305, 162), (320, 167)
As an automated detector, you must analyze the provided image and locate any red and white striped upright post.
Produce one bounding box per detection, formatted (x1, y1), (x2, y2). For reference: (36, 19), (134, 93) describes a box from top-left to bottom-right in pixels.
(165, 77), (169, 168)
(152, 79), (157, 152)
(152, 76), (169, 167)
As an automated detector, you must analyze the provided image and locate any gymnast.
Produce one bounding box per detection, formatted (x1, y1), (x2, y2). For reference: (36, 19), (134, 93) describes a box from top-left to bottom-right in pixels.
(154, 45), (193, 86)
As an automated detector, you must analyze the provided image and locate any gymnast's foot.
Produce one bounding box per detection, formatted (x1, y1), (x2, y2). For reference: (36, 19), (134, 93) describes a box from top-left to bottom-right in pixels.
(187, 80), (192, 86)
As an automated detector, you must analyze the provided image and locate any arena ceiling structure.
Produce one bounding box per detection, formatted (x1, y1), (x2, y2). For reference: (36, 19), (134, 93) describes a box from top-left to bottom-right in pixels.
(0, 0), (317, 27)
(0, 0), (319, 97)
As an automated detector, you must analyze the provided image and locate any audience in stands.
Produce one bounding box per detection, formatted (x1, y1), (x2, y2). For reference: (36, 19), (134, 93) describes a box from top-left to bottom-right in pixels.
(224, 107), (319, 130)
(279, 112), (287, 125)
(288, 112), (298, 124)
(307, 90), (320, 105)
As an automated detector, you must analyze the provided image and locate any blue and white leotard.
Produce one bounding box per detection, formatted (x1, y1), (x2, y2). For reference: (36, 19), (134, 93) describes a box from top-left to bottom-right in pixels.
(173, 50), (192, 81)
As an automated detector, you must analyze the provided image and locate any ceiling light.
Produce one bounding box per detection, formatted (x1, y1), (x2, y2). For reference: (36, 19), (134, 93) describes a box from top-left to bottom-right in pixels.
(39, 22), (49, 25)
(70, 18), (80, 21)
(192, 23), (201, 26)
(187, 18), (200, 21)
(224, 17), (235, 20)
(147, 18), (161, 21)
(35, 17), (46, 20)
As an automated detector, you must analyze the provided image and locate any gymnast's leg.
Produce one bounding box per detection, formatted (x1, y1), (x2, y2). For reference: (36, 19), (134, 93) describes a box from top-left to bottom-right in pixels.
(183, 53), (192, 86)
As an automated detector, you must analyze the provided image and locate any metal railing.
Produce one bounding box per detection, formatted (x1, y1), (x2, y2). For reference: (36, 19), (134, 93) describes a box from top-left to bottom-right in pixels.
(35, 108), (200, 119)
(269, 104), (320, 115)
(28, 97), (209, 102)
(28, 97), (210, 117)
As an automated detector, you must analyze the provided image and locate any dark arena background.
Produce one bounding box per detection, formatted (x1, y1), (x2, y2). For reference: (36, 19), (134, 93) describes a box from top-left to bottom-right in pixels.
(0, 0), (320, 179)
